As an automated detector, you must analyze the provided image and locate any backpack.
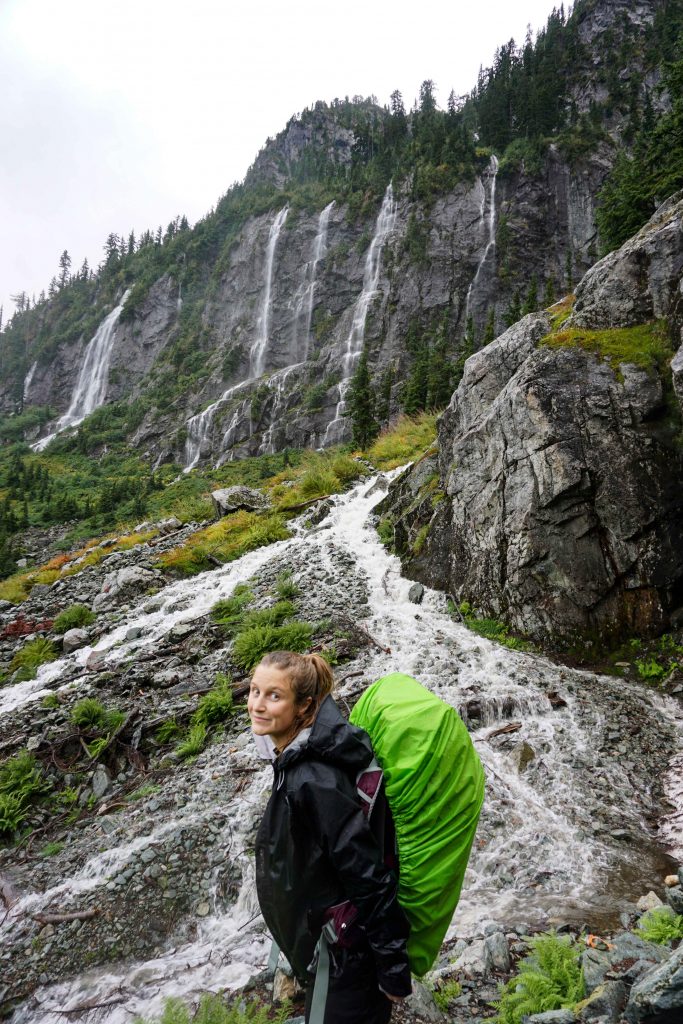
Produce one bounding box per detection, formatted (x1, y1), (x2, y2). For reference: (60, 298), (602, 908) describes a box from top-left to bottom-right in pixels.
(349, 671), (485, 977)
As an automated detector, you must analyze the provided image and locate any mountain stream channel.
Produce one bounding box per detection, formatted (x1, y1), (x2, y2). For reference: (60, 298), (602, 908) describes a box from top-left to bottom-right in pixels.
(1, 469), (682, 1022)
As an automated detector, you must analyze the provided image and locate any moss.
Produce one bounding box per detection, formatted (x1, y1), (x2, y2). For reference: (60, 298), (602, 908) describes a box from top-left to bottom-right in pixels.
(540, 319), (673, 376)
(546, 293), (575, 329)
(412, 524), (431, 556)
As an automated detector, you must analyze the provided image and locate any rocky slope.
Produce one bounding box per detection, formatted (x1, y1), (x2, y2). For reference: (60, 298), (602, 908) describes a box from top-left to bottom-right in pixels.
(379, 192), (683, 644)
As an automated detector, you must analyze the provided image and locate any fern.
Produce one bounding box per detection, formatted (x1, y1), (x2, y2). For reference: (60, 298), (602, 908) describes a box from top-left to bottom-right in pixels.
(637, 906), (683, 944)
(193, 675), (234, 728)
(135, 994), (291, 1023)
(232, 620), (314, 670)
(493, 932), (584, 1024)
(175, 723), (208, 760)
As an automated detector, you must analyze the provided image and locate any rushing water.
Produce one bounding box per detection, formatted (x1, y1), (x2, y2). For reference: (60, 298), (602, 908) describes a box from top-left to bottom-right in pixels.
(3, 471), (682, 1022)
(324, 186), (397, 446)
(32, 291), (131, 452)
(250, 207), (289, 379)
(183, 379), (257, 471)
(464, 155), (499, 328)
(291, 202), (334, 363)
(22, 361), (37, 404)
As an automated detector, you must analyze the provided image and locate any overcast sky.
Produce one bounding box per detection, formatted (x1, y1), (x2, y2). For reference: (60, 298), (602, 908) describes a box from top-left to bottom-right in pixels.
(1, 0), (561, 319)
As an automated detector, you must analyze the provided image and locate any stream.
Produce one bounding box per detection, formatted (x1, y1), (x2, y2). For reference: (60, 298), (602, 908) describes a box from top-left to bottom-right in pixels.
(2, 470), (682, 1022)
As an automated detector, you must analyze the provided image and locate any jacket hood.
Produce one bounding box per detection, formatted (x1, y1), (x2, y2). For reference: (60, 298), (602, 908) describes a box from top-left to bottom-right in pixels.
(277, 695), (374, 772)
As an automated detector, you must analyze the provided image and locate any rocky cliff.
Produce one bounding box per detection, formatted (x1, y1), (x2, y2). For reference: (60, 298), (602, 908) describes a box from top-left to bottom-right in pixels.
(380, 193), (683, 643)
(1, 0), (669, 468)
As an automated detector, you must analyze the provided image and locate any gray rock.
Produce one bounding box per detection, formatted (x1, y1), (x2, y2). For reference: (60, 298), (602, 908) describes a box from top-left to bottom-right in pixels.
(62, 628), (90, 654)
(452, 938), (492, 977)
(93, 566), (163, 612)
(625, 944), (683, 1022)
(665, 884), (683, 914)
(510, 741), (536, 773)
(636, 891), (664, 912)
(404, 979), (444, 1021)
(484, 930), (511, 972)
(126, 625), (145, 641)
(525, 1012), (575, 1024)
(408, 583), (425, 605)
(211, 487), (270, 517)
(580, 980), (627, 1021)
(91, 766), (112, 799)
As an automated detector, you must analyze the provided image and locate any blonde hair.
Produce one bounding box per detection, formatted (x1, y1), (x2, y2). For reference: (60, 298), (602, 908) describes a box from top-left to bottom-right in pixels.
(259, 650), (334, 740)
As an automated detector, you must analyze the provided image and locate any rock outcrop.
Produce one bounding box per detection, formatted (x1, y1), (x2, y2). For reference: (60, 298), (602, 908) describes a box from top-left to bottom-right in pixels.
(381, 194), (683, 643)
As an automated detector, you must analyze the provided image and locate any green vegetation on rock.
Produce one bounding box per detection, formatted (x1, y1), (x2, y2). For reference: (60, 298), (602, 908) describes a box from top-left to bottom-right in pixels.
(636, 906), (683, 945)
(52, 604), (96, 633)
(540, 320), (673, 376)
(9, 637), (57, 680)
(134, 992), (291, 1024)
(493, 932), (584, 1024)
(232, 620), (315, 671)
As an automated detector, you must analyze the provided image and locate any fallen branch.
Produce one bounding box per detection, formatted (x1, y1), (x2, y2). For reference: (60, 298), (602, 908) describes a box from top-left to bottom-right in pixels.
(486, 721), (522, 740)
(33, 908), (99, 925)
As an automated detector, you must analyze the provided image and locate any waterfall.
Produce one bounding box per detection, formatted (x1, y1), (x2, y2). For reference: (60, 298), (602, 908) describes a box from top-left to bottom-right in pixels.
(184, 380), (255, 471)
(292, 201), (334, 361)
(32, 291), (130, 452)
(464, 155), (499, 327)
(249, 207), (289, 379)
(4, 470), (682, 1022)
(258, 362), (305, 454)
(22, 361), (37, 403)
(323, 185), (397, 445)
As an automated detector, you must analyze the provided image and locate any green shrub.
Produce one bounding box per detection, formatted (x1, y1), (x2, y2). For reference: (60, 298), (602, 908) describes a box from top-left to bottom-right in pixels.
(193, 675), (234, 728)
(298, 466), (340, 499)
(52, 604), (96, 633)
(241, 601), (296, 631)
(274, 571), (299, 600)
(41, 692), (60, 709)
(232, 621), (314, 671)
(0, 751), (51, 837)
(155, 718), (181, 745)
(635, 658), (667, 682)
(377, 518), (394, 546)
(0, 792), (25, 836)
(636, 906), (683, 944)
(433, 979), (462, 1011)
(493, 932), (584, 1024)
(134, 992), (291, 1024)
(175, 722), (208, 760)
(211, 585), (255, 634)
(9, 637), (58, 680)
(70, 698), (123, 733)
(39, 840), (65, 856)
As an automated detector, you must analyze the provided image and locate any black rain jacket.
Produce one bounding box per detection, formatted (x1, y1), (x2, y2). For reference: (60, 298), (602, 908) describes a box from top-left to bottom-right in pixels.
(255, 695), (411, 997)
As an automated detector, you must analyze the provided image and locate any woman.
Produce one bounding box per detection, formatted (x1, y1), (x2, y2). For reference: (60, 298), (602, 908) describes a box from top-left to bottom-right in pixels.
(249, 650), (411, 1024)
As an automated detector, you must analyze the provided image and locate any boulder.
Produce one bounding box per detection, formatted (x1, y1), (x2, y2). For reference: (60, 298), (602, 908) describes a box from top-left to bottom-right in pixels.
(93, 566), (163, 611)
(408, 583), (425, 605)
(625, 944), (683, 1022)
(62, 628), (90, 654)
(665, 884), (683, 914)
(211, 487), (270, 517)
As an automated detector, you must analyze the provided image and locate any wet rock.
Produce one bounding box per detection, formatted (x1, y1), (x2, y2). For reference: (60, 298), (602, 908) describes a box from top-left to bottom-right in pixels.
(484, 930), (511, 972)
(636, 891), (663, 912)
(211, 487), (270, 517)
(126, 625), (145, 641)
(408, 583), (425, 605)
(452, 938), (492, 977)
(62, 628), (89, 654)
(306, 499), (334, 526)
(93, 566), (163, 612)
(624, 944), (683, 1023)
(525, 1012), (576, 1024)
(91, 766), (112, 799)
(580, 979), (627, 1021)
(157, 518), (182, 535)
(404, 979), (444, 1021)
(665, 884), (683, 914)
(510, 741), (536, 773)
(169, 622), (196, 642)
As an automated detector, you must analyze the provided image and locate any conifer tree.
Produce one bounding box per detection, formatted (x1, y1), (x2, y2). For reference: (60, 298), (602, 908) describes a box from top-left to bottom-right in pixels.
(347, 348), (377, 448)
(58, 250), (71, 288)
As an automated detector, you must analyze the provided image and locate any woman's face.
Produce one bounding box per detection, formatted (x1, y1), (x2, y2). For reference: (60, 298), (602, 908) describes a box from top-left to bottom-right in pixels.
(248, 664), (302, 748)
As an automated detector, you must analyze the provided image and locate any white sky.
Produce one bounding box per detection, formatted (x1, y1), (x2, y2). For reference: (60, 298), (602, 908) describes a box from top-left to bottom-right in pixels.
(0, 0), (560, 320)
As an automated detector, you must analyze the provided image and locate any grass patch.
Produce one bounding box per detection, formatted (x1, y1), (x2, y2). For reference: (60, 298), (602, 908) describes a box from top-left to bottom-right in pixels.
(457, 601), (531, 652)
(193, 674), (235, 728)
(232, 620), (315, 671)
(547, 293), (575, 329)
(175, 722), (208, 760)
(493, 932), (584, 1024)
(39, 840), (65, 857)
(70, 698), (124, 733)
(155, 718), (181, 745)
(52, 604), (96, 633)
(540, 320), (673, 377)
(365, 412), (438, 470)
(159, 512), (290, 577)
(636, 906), (683, 945)
(273, 570), (299, 600)
(433, 979), (462, 1012)
(211, 586), (255, 635)
(9, 637), (57, 680)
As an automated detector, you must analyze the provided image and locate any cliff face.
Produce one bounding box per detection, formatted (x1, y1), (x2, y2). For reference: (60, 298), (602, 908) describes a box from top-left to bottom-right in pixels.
(380, 193), (683, 643)
(4, 0), (668, 467)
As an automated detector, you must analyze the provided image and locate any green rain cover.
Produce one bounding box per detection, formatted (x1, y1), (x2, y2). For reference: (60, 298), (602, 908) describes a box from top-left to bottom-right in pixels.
(350, 672), (485, 976)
